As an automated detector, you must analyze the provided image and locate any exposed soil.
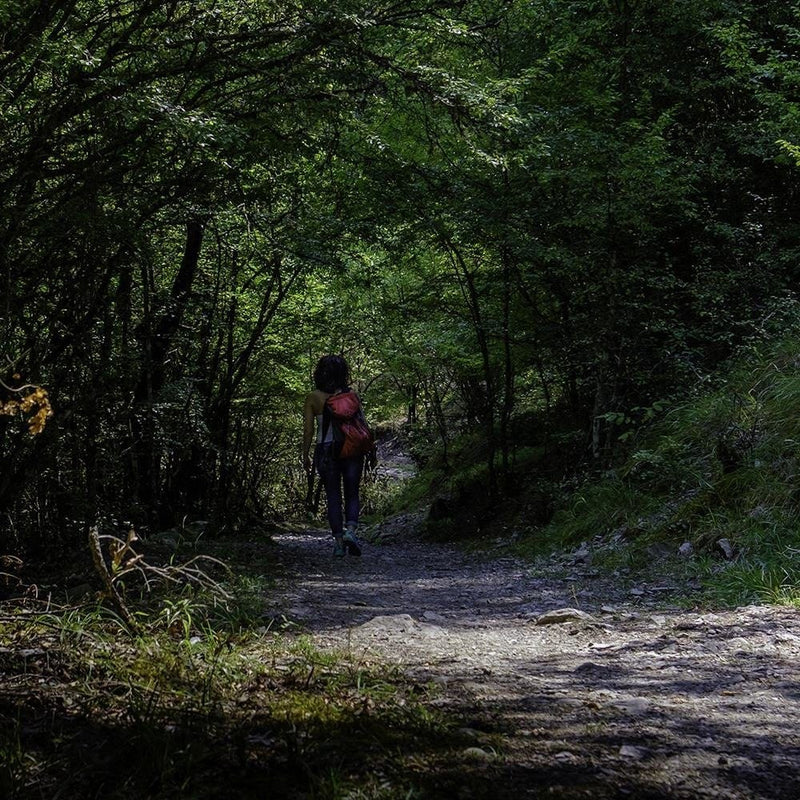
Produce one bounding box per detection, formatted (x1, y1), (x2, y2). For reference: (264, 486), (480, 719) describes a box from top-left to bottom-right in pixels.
(268, 515), (800, 799)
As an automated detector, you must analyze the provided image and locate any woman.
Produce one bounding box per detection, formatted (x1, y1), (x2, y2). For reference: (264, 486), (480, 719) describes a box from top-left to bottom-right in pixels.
(302, 355), (373, 557)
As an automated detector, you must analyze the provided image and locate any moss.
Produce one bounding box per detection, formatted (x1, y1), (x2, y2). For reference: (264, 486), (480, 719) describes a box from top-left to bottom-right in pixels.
(0, 605), (463, 800)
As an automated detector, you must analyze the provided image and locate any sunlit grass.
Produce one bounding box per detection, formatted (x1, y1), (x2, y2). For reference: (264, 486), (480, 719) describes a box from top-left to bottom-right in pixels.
(509, 334), (800, 607)
(0, 582), (461, 800)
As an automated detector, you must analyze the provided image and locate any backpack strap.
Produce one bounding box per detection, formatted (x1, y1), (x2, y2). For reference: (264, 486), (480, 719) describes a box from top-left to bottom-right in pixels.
(321, 398), (333, 444)
(320, 388), (346, 444)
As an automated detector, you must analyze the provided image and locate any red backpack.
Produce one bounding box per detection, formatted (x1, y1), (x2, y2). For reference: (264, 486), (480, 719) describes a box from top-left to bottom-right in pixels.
(323, 391), (375, 459)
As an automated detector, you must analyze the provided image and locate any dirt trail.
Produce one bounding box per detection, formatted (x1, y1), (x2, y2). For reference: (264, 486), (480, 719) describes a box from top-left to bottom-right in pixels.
(269, 517), (800, 799)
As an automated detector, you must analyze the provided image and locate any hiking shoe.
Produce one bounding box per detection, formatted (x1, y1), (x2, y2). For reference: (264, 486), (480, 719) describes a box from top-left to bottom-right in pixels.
(342, 529), (362, 556)
(333, 540), (346, 558)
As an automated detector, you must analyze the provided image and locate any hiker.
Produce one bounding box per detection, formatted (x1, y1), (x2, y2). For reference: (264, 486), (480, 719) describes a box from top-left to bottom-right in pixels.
(302, 354), (376, 557)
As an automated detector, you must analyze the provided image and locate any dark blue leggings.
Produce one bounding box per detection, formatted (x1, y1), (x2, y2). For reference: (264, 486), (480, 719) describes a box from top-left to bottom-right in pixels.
(315, 444), (363, 535)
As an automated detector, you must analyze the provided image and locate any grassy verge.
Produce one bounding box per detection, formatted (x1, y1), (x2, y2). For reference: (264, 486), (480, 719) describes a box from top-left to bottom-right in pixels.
(511, 336), (800, 607)
(0, 605), (462, 799)
(0, 538), (470, 800)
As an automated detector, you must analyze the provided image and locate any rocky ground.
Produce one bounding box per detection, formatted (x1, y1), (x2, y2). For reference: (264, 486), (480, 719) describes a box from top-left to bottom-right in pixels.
(267, 513), (800, 799)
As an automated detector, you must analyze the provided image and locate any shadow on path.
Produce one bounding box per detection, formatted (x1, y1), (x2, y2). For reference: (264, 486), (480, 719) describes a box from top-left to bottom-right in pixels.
(266, 525), (800, 799)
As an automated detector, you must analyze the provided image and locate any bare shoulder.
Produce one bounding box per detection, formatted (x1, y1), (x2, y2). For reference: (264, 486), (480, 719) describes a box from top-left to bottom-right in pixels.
(304, 389), (329, 415)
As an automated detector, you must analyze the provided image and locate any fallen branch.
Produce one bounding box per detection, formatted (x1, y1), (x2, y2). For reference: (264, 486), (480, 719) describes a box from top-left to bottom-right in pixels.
(89, 526), (140, 634)
(99, 534), (232, 599)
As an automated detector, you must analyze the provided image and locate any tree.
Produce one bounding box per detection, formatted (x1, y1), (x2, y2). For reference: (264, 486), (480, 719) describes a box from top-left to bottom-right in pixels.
(0, 0), (488, 551)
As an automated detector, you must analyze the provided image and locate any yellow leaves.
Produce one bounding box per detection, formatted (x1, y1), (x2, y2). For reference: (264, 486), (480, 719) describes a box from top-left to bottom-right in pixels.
(0, 384), (53, 435)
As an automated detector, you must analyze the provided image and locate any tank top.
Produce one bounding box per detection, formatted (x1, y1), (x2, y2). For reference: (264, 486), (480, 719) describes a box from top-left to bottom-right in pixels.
(316, 414), (334, 444)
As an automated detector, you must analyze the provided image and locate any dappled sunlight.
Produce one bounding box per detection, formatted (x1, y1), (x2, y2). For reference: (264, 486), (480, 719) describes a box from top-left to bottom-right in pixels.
(270, 529), (556, 634)
(266, 527), (800, 798)
(5, 0), (800, 796)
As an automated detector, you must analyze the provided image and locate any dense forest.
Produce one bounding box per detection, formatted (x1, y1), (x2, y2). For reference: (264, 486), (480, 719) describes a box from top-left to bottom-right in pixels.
(3, 0), (800, 558)
(7, 3), (800, 799)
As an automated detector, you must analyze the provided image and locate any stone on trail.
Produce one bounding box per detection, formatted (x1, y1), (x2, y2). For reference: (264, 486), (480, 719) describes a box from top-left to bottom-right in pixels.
(608, 697), (651, 715)
(619, 744), (647, 760)
(356, 613), (447, 638)
(535, 608), (598, 626)
(462, 746), (494, 761)
(716, 537), (735, 560)
(358, 613), (415, 633)
(553, 751), (578, 763)
(287, 605), (312, 620)
(678, 541), (694, 557)
(457, 727), (489, 741)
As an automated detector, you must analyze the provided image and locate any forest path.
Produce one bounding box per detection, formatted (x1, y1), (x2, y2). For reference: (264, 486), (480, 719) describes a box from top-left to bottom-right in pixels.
(268, 517), (800, 799)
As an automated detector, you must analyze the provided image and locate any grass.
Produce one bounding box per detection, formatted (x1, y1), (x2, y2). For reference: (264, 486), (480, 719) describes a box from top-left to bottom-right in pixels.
(0, 543), (473, 800)
(507, 335), (800, 607)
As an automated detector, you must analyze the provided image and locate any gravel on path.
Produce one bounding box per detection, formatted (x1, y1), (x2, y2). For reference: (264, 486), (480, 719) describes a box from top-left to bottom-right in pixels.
(267, 518), (800, 799)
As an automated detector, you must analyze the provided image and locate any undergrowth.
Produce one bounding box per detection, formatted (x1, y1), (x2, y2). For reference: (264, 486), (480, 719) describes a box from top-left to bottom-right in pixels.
(0, 539), (468, 800)
(0, 598), (461, 800)
(513, 335), (800, 607)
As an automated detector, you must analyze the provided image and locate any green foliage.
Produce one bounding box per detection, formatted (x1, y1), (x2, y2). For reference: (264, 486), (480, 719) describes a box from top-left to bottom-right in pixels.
(540, 479), (660, 550)
(7, 0), (800, 558)
(0, 596), (461, 800)
(0, 0), (510, 548)
(517, 322), (800, 605)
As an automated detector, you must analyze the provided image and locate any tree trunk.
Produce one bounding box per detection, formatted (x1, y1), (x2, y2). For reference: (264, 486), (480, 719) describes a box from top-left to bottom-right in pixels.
(129, 219), (204, 526)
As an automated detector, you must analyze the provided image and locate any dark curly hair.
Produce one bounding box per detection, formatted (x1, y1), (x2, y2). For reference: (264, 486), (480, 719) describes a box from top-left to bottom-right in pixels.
(313, 355), (350, 393)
